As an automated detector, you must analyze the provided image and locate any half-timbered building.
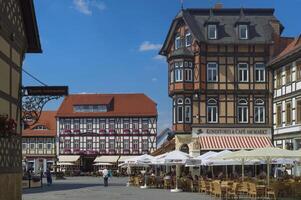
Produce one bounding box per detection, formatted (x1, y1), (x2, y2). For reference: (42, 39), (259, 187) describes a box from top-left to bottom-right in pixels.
(22, 111), (56, 173)
(56, 93), (157, 171)
(0, 0), (41, 199)
(269, 36), (301, 150)
(159, 5), (293, 154)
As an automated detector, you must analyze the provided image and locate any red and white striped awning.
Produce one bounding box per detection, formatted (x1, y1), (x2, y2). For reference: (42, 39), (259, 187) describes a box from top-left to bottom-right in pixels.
(199, 135), (273, 150)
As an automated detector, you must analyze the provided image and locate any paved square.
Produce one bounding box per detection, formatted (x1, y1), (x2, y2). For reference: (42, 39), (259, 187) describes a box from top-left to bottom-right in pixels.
(22, 177), (213, 200)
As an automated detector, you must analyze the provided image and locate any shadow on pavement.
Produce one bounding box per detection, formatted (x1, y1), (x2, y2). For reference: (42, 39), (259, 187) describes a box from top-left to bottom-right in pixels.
(22, 182), (126, 194)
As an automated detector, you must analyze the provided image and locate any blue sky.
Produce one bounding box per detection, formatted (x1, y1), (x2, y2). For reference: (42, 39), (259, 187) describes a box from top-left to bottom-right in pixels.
(24, 0), (301, 132)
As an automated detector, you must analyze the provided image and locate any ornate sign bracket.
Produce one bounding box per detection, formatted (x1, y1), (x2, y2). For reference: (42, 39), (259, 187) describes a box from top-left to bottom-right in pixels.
(22, 86), (68, 126)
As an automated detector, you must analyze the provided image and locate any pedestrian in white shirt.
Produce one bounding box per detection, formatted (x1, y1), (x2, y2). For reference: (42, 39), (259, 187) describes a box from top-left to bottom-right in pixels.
(102, 168), (109, 186)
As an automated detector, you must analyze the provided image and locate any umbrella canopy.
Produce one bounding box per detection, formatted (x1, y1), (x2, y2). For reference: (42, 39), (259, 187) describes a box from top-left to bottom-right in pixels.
(124, 154), (154, 166)
(93, 162), (113, 166)
(156, 150), (193, 165)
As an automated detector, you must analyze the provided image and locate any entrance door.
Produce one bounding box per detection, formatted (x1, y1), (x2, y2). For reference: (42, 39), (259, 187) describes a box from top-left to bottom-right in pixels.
(82, 157), (96, 172)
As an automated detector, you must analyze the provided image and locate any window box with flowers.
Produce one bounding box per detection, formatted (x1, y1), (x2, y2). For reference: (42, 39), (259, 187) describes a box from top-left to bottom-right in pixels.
(109, 129), (115, 133)
(123, 129), (130, 133)
(0, 114), (17, 137)
(99, 149), (106, 154)
(73, 148), (80, 154)
(64, 129), (71, 134)
(133, 129), (139, 133)
(142, 129), (149, 133)
(99, 129), (106, 133)
(64, 149), (71, 154)
(79, 150), (86, 154)
(73, 129), (80, 134)
(133, 150), (139, 154)
(109, 149), (116, 154)
(123, 149), (130, 154)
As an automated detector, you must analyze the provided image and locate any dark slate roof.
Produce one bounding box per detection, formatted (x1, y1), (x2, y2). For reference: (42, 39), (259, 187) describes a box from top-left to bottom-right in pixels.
(160, 8), (282, 55)
(170, 48), (194, 58)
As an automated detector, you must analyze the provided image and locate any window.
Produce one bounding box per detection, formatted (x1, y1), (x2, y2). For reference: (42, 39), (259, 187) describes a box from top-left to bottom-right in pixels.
(185, 31), (192, 46)
(30, 143), (35, 150)
(207, 63), (218, 82)
(185, 69), (193, 82)
(99, 120), (106, 130)
(47, 143), (52, 150)
(238, 63), (248, 82)
(297, 100), (301, 124)
(87, 140), (93, 150)
(208, 24), (217, 39)
(64, 122), (71, 130)
(175, 62), (183, 82)
(133, 121), (139, 130)
(99, 140), (105, 150)
(254, 99), (265, 123)
(238, 98), (248, 123)
(109, 121), (115, 130)
(22, 143), (27, 150)
(297, 64), (301, 81)
(276, 104), (282, 127)
(276, 70), (282, 88)
(255, 63), (265, 82)
(286, 102), (292, 125)
(74, 140), (80, 149)
(286, 66), (291, 84)
(184, 98), (191, 123)
(74, 120), (80, 130)
(142, 139), (148, 150)
(170, 68), (174, 83)
(38, 143), (43, 149)
(109, 139), (115, 149)
(123, 120), (130, 130)
(74, 105), (107, 112)
(177, 98), (184, 123)
(175, 33), (181, 49)
(87, 121), (93, 131)
(239, 25), (248, 39)
(65, 140), (71, 149)
(133, 140), (139, 150)
(207, 98), (218, 123)
(123, 139), (129, 150)
(33, 125), (47, 130)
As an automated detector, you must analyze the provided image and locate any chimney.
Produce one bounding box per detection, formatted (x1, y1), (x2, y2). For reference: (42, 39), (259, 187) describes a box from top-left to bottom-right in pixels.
(214, 3), (223, 9)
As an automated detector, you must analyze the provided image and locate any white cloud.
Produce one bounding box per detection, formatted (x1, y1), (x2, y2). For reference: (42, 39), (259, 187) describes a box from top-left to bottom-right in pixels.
(153, 55), (165, 60)
(73, 0), (106, 15)
(139, 41), (162, 52)
(151, 77), (158, 82)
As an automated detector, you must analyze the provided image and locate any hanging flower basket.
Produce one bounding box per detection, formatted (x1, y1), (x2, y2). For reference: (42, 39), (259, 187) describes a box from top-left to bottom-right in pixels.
(0, 114), (17, 137)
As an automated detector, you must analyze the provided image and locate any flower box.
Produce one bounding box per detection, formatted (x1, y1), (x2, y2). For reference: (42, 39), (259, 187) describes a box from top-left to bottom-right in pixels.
(133, 129), (139, 133)
(142, 129), (149, 133)
(99, 129), (106, 133)
(109, 129), (115, 133)
(64, 129), (71, 134)
(123, 129), (130, 133)
(73, 129), (80, 133)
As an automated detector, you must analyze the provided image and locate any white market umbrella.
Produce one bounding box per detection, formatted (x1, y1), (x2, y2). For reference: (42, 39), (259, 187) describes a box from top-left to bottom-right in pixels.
(156, 150), (193, 192)
(93, 162), (113, 166)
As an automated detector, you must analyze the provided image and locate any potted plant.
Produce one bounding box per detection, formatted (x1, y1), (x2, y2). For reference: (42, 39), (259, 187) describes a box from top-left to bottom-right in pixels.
(0, 114), (17, 137)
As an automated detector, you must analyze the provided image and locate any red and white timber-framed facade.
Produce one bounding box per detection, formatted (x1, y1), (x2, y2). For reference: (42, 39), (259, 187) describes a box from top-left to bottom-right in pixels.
(56, 93), (157, 171)
(22, 111), (57, 173)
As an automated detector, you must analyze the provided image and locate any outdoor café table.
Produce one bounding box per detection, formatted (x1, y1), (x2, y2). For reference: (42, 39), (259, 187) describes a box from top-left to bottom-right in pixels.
(256, 185), (266, 197)
(221, 184), (230, 199)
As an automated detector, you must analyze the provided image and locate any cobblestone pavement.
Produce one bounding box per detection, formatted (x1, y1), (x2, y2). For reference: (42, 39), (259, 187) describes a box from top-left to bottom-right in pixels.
(22, 177), (213, 200)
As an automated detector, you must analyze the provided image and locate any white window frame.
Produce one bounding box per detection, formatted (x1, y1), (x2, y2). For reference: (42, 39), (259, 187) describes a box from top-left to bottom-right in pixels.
(254, 99), (265, 123)
(99, 140), (106, 150)
(207, 62), (218, 82)
(47, 143), (52, 150)
(87, 121), (93, 131)
(208, 24), (217, 40)
(74, 140), (80, 149)
(22, 143), (27, 150)
(142, 139), (148, 150)
(133, 140), (139, 150)
(185, 31), (192, 47)
(177, 98), (184, 123)
(109, 139), (115, 149)
(207, 99), (218, 123)
(175, 33), (181, 49)
(185, 69), (193, 82)
(255, 63), (265, 82)
(238, 98), (248, 123)
(175, 62), (183, 82)
(184, 98), (191, 123)
(239, 25), (248, 40)
(238, 63), (249, 82)
(123, 139), (130, 150)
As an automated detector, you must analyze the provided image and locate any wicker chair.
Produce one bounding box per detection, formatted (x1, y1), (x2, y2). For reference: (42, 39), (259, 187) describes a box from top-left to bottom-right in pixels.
(164, 179), (172, 189)
(199, 180), (206, 193)
(227, 182), (239, 200)
(266, 186), (277, 200)
(237, 181), (249, 195)
(212, 181), (222, 199)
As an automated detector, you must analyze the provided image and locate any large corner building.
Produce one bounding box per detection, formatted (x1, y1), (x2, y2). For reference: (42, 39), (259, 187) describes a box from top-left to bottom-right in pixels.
(159, 5), (293, 154)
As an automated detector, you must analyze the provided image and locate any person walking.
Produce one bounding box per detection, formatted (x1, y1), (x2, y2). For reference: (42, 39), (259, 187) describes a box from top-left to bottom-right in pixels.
(102, 168), (109, 187)
(45, 168), (52, 186)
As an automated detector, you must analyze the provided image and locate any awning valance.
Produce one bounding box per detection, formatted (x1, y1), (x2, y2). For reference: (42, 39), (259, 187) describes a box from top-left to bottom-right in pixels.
(57, 162), (75, 166)
(199, 135), (273, 150)
(94, 156), (119, 163)
(118, 156), (137, 163)
(58, 155), (80, 163)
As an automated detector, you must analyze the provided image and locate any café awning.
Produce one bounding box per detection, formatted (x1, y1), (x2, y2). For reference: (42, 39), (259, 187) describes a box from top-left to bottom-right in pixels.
(199, 135), (273, 150)
(58, 155), (80, 163)
(94, 156), (119, 163)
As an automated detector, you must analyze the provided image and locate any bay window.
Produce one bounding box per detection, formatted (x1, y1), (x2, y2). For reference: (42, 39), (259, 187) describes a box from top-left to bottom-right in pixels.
(175, 62), (183, 82)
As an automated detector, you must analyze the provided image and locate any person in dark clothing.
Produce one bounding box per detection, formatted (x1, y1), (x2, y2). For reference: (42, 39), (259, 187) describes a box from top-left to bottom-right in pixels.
(45, 168), (52, 186)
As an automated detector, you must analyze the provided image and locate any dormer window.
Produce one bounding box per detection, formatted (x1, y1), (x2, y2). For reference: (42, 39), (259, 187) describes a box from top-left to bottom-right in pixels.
(185, 31), (192, 47)
(208, 24), (217, 40)
(239, 25), (248, 39)
(175, 33), (181, 49)
(33, 125), (48, 130)
(74, 105), (107, 112)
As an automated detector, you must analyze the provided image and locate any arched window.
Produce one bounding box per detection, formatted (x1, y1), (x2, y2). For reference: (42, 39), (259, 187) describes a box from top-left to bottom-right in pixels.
(238, 98), (248, 123)
(207, 98), (218, 123)
(254, 98), (265, 123)
(177, 98), (183, 104)
(184, 98), (191, 123)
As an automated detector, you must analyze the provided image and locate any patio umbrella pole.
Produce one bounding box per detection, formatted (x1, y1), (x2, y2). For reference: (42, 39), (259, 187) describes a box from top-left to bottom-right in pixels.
(140, 166), (149, 189)
(171, 164), (182, 192)
(267, 157), (270, 186)
(242, 158), (245, 181)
